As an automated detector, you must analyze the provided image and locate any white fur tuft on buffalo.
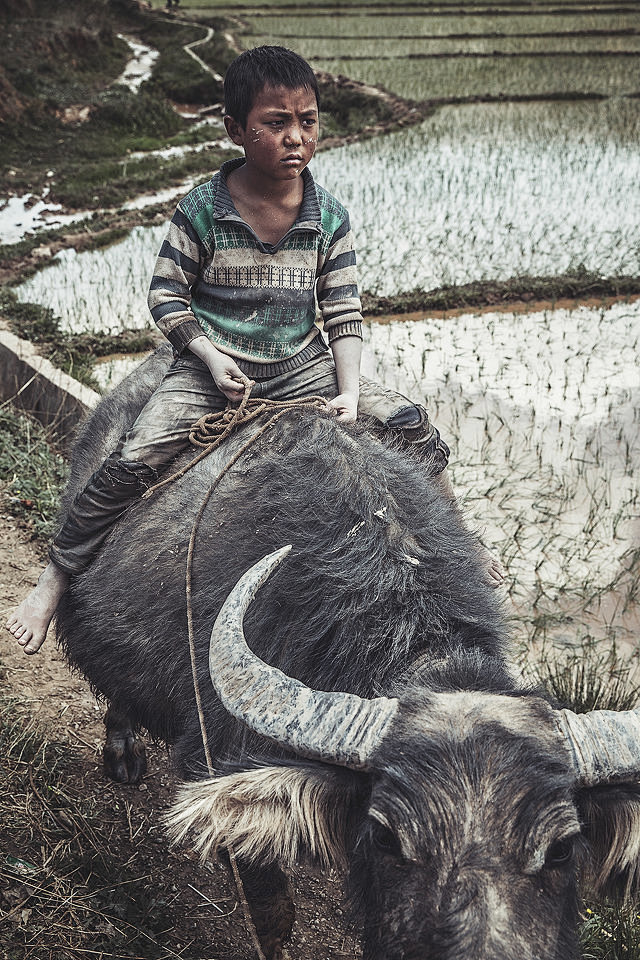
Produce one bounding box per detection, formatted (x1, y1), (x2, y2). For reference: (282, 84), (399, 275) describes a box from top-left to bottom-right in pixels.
(165, 765), (359, 871)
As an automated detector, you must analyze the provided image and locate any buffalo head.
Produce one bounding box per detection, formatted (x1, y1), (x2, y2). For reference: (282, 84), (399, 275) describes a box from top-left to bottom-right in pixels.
(168, 548), (640, 960)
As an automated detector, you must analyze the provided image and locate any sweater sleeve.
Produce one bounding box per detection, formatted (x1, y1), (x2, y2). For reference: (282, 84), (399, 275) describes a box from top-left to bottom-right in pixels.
(147, 205), (207, 353)
(316, 213), (363, 343)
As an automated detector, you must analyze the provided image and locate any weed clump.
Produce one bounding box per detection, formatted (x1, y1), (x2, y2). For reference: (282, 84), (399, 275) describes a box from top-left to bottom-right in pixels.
(533, 642), (640, 714)
(0, 406), (68, 537)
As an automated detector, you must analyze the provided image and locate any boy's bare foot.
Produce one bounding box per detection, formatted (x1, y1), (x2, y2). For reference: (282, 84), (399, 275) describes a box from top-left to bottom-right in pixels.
(5, 561), (69, 655)
(478, 545), (505, 588)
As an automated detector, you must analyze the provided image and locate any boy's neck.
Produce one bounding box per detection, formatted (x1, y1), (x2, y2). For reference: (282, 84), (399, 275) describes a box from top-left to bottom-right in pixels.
(226, 162), (306, 245)
(230, 161), (304, 207)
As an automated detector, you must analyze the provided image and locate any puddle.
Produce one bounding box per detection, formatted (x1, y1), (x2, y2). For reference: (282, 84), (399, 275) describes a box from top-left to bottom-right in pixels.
(115, 35), (159, 94)
(127, 139), (237, 163)
(0, 193), (89, 246)
(92, 353), (152, 391)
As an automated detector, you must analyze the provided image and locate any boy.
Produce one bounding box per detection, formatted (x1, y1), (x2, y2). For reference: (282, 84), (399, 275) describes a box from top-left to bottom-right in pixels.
(7, 46), (501, 655)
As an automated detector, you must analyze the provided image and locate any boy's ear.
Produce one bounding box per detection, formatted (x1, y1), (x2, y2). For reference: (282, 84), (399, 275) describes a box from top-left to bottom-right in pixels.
(224, 114), (245, 147)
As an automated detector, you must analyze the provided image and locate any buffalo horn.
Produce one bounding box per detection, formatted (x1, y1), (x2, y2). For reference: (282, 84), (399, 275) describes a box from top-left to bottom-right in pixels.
(208, 546), (398, 770)
(557, 707), (640, 786)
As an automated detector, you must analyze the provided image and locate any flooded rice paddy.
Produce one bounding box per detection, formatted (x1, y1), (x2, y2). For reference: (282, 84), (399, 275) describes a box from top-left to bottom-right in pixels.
(16, 100), (640, 322)
(313, 99), (640, 294)
(363, 298), (640, 658)
(245, 8), (640, 100)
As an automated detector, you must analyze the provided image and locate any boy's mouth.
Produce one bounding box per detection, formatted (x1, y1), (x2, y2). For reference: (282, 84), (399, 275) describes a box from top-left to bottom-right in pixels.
(281, 154), (303, 165)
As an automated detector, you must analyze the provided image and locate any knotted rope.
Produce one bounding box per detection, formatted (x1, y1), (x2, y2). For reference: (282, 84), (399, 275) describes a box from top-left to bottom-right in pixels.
(154, 384), (329, 960)
(142, 390), (330, 501)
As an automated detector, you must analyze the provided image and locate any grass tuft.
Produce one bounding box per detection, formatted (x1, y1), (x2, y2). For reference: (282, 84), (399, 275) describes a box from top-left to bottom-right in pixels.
(0, 693), (212, 959)
(0, 406), (68, 538)
(581, 902), (640, 960)
(532, 642), (640, 714)
(0, 288), (158, 393)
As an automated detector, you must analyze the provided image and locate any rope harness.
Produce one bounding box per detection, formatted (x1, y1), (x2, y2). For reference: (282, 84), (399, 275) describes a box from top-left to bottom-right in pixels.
(148, 386), (330, 960)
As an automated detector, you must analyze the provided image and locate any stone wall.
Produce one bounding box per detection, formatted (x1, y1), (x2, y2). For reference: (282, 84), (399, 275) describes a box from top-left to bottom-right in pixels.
(0, 325), (99, 451)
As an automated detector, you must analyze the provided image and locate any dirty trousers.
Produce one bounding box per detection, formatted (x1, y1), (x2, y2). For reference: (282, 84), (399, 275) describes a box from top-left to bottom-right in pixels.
(50, 352), (449, 576)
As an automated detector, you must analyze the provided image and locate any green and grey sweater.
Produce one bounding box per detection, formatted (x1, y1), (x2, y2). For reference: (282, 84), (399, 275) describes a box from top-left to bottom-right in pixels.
(148, 158), (363, 378)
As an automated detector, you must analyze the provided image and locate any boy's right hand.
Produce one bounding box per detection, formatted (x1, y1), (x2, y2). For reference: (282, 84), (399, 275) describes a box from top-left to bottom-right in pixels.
(207, 352), (253, 402)
(189, 336), (253, 402)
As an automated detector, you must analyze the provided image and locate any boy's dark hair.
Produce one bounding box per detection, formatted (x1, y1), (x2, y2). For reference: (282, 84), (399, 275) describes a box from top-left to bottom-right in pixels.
(224, 46), (320, 128)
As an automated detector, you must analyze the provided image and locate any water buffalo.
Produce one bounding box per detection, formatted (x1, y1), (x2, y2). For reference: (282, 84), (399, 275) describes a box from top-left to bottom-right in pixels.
(55, 344), (640, 960)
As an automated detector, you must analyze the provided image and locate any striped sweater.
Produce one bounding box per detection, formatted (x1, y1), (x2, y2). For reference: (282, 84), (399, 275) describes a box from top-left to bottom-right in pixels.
(147, 157), (363, 378)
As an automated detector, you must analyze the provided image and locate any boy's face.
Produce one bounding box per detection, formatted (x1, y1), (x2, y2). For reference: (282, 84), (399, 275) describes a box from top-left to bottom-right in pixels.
(224, 84), (319, 185)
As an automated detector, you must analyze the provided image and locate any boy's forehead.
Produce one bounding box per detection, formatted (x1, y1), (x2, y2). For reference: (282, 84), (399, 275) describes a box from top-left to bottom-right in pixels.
(250, 84), (318, 114)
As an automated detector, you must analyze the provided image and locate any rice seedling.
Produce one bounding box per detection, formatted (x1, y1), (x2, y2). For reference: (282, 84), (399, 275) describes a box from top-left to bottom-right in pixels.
(250, 33), (640, 59)
(241, 11), (640, 40)
(527, 640), (640, 713)
(363, 299), (640, 661)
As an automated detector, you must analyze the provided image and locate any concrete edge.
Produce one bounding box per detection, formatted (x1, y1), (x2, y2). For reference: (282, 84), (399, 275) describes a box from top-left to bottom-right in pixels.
(0, 325), (99, 451)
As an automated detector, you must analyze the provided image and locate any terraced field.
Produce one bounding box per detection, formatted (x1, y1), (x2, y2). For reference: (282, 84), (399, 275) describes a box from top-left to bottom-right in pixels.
(187, 0), (640, 100)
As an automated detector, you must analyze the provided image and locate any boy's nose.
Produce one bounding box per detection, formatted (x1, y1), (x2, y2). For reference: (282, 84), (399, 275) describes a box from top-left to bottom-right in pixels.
(284, 125), (303, 146)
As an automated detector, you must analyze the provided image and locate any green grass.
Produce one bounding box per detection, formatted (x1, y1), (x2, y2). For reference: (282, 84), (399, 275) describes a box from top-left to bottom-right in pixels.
(306, 52), (640, 100)
(360, 272), (640, 315)
(0, 407), (68, 537)
(251, 35), (640, 58)
(184, 0), (640, 9)
(581, 902), (640, 959)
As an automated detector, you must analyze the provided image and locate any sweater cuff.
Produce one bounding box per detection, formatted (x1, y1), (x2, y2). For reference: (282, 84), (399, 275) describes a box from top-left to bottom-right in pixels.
(326, 319), (363, 343)
(165, 318), (206, 353)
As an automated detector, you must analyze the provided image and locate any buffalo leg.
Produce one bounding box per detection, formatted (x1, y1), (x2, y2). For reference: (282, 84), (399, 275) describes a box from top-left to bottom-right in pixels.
(103, 704), (147, 784)
(234, 857), (295, 960)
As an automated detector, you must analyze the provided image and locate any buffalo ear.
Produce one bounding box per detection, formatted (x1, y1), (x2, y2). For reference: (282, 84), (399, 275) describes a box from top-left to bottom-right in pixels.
(165, 764), (363, 871)
(577, 782), (640, 901)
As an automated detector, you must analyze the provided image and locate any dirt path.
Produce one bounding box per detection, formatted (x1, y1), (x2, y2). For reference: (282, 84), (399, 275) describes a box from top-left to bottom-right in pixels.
(0, 512), (357, 959)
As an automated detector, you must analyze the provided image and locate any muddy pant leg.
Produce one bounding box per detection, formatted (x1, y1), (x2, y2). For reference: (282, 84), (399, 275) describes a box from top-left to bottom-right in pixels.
(117, 353), (228, 467)
(255, 355), (451, 476)
(357, 377), (451, 477)
(49, 455), (158, 575)
(50, 354), (228, 576)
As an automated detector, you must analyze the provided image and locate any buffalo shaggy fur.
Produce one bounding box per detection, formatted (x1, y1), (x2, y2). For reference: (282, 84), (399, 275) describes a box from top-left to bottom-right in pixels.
(55, 348), (640, 960)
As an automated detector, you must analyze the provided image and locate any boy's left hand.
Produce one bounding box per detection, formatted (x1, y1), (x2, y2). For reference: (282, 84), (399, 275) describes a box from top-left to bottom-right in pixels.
(328, 393), (358, 424)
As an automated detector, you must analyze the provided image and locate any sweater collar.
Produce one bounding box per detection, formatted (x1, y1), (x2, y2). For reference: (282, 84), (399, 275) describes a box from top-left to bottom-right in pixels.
(215, 157), (321, 228)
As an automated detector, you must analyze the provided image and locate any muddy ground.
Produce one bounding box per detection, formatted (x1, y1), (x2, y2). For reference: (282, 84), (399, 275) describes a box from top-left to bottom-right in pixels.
(0, 511), (358, 960)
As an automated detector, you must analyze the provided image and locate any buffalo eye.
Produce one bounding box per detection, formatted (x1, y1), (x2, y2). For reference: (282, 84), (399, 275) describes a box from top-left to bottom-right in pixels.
(369, 820), (403, 859)
(545, 837), (575, 868)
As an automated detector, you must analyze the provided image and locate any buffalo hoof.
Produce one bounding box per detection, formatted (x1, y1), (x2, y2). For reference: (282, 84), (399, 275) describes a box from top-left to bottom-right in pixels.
(103, 705), (148, 784)
(103, 731), (148, 783)
(252, 900), (295, 960)
(234, 858), (295, 960)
